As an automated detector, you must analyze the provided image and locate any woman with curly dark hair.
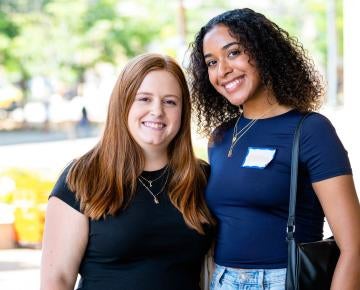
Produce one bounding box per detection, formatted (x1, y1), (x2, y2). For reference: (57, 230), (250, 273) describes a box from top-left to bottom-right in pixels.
(188, 8), (360, 290)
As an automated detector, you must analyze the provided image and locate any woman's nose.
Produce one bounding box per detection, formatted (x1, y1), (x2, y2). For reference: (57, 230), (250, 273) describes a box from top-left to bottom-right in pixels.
(218, 59), (232, 78)
(150, 99), (164, 116)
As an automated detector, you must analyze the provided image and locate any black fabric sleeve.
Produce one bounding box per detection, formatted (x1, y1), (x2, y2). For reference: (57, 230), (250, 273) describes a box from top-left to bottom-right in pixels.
(50, 162), (81, 212)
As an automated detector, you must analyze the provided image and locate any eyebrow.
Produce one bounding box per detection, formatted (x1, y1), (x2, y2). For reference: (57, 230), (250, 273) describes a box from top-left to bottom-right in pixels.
(204, 41), (241, 59)
(136, 92), (181, 99)
(136, 92), (153, 96)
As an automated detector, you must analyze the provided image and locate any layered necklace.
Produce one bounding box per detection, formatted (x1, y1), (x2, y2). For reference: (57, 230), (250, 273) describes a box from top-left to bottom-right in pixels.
(227, 106), (276, 158)
(138, 167), (169, 204)
(138, 166), (168, 187)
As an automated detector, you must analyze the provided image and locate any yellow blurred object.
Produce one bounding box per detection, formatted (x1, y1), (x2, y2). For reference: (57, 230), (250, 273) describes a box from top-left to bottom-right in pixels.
(0, 83), (23, 109)
(14, 203), (46, 247)
(0, 169), (54, 247)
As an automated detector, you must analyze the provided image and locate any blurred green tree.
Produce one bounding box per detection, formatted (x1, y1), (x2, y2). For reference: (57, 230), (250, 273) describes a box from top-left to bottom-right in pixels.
(0, 0), (344, 103)
(0, 0), (176, 98)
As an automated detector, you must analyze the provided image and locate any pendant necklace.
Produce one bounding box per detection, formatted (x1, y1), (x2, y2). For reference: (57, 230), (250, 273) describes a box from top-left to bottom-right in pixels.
(138, 170), (169, 204)
(138, 166), (168, 187)
(228, 106), (276, 158)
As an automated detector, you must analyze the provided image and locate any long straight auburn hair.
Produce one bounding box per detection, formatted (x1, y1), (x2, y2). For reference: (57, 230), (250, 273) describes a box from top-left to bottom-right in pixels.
(67, 53), (214, 234)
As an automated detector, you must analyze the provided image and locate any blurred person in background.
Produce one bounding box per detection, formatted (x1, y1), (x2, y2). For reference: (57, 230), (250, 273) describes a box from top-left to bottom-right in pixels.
(188, 8), (360, 290)
(40, 53), (215, 290)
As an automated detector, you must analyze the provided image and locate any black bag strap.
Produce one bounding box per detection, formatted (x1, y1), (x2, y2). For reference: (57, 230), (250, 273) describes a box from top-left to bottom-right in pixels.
(286, 113), (311, 290)
(286, 113), (311, 240)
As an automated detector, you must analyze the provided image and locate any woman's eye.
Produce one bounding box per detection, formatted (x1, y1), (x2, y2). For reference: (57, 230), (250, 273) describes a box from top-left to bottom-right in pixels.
(137, 96), (150, 102)
(229, 49), (241, 57)
(206, 60), (217, 68)
(163, 99), (177, 106)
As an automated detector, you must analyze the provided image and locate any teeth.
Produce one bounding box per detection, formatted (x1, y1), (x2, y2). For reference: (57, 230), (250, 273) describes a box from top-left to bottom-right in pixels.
(224, 77), (243, 90)
(143, 121), (165, 129)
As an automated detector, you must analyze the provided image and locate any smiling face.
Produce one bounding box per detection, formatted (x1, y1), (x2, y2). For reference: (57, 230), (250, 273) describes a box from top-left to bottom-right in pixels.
(203, 24), (266, 107)
(127, 70), (182, 155)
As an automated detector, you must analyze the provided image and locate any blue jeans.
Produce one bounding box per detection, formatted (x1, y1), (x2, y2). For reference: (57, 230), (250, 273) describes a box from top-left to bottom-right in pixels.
(210, 264), (286, 290)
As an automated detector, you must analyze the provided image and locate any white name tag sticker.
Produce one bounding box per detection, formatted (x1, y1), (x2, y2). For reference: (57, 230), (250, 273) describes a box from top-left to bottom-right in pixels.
(241, 147), (276, 169)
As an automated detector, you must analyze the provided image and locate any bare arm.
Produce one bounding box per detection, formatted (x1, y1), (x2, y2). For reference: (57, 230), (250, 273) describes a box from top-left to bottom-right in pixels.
(40, 197), (88, 290)
(313, 175), (360, 290)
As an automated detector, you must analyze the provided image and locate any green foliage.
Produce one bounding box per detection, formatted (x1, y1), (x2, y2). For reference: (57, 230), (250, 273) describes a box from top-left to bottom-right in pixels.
(0, 0), (52, 13)
(0, 11), (19, 37)
(335, 0), (343, 56)
(0, 0), (343, 97)
(83, 0), (118, 27)
(0, 0), (177, 89)
(0, 10), (19, 67)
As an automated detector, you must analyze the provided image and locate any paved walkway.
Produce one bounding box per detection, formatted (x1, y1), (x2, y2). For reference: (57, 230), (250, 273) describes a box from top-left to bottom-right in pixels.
(0, 249), (41, 290)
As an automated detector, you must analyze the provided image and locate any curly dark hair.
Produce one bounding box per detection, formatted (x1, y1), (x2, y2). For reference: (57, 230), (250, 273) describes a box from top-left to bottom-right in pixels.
(188, 8), (325, 137)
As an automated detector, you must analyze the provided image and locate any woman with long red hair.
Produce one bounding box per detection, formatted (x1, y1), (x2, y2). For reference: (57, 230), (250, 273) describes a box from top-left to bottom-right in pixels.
(40, 53), (215, 290)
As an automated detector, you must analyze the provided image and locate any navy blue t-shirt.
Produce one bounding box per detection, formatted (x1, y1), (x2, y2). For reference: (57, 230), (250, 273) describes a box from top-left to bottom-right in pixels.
(206, 110), (352, 269)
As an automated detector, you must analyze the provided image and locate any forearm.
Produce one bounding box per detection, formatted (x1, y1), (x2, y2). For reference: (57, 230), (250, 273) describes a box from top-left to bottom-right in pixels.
(40, 248), (80, 290)
(331, 250), (360, 290)
(312, 176), (360, 290)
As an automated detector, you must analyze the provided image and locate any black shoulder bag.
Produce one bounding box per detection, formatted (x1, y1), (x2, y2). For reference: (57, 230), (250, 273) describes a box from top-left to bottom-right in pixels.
(285, 114), (340, 290)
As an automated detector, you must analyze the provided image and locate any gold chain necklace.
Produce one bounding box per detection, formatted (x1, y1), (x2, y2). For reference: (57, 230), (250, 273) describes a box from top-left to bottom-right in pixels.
(227, 106), (275, 158)
(138, 166), (168, 187)
(138, 170), (169, 204)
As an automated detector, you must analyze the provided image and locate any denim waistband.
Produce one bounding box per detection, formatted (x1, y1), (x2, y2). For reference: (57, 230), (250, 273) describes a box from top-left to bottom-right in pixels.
(212, 264), (286, 287)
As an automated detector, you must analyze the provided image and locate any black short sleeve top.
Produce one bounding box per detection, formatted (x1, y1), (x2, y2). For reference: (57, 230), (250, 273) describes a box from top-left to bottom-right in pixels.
(50, 163), (213, 290)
